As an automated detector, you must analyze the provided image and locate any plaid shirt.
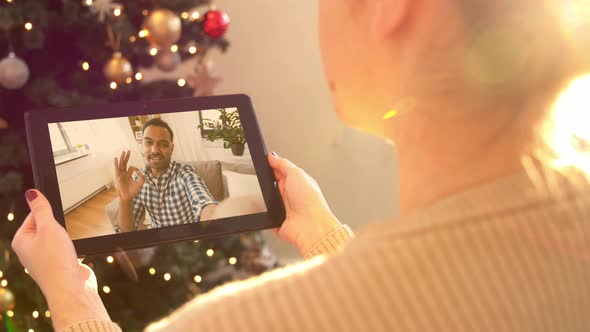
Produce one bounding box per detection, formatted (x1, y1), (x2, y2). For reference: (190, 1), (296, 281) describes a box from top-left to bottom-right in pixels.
(122, 161), (217, 230)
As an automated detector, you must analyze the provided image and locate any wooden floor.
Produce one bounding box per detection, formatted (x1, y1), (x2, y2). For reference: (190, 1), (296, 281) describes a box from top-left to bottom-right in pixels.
(65, 187), (118, 240)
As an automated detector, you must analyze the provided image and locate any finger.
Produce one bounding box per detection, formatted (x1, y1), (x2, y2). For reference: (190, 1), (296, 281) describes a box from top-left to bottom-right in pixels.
(24, 189), (56, 230)
(118, 151), (126, 172)
(124, 150), (131, 168)
(268, 152), (297, 177)
(114, 157), (120, 176)
(121, 151), (129, 172)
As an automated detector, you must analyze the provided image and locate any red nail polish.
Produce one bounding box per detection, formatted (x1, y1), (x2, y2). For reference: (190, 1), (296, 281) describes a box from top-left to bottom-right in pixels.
(25, 190), (38, 202)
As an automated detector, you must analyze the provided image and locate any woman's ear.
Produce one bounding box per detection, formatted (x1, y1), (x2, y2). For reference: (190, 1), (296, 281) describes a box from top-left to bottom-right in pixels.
(370, 0), (411, 39)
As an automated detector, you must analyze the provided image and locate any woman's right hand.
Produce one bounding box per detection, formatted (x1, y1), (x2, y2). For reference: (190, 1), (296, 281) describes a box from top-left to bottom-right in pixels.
(268, 152), (342, 256)
(114, 150), (145, 202)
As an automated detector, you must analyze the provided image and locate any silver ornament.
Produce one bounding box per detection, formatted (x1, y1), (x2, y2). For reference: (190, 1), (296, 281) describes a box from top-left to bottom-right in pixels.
(155, 50), (181, 72)
(0, 52), (30, 89)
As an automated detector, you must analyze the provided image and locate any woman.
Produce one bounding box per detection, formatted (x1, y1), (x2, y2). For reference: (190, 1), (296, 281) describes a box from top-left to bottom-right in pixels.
(12, 0), (590, 331)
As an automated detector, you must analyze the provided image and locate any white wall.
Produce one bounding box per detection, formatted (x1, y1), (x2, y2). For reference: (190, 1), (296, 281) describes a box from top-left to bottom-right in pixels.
(211, 0), (399, 260)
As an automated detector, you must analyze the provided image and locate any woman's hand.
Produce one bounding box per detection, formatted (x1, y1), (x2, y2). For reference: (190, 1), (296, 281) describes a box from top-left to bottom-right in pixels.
(12, 190), (111, 331)
(268, 153), (342, 256)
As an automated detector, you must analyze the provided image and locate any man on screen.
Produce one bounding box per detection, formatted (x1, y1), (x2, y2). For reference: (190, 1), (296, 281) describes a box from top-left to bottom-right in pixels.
(114, 118), (220, 232)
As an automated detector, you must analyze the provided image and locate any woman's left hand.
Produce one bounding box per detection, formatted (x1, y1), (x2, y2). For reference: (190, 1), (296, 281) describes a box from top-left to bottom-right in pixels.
(12, 190), (111, 330)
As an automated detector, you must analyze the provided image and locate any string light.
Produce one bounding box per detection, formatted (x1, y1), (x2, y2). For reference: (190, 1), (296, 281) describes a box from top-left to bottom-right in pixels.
(125, 77), (132, 84)
(206, 249), (214, 257)
(0, 271), (3, 278)
(1, 280), (8, 287)
(7, 0), (13, 3)
(138, 29), (149, 38)
(191, 11), (200, 20)
(228, 257), (237, 265)
(45, 311), (51, 318)
(113, 5), (122, 17)
(6, 311), (13, 318)
(163, 273), (171, 281)
(149, 48), (158, 56)
(193, 240), (199, 243)
(135, 72), (143, 80)
(24, 22), (32, 30)
(188, 46), (197, 55)
(29, 329), (34, 332)
(129, 36), (136, 43)
(84, 0), (93, 5)
(32, 311), (39, 319)
(177, 78), (186, 87)
(170, 44), (178, 52)
(110, 82), (117, 90)
(148, 267), (156, 275)
(142, 9), (149, 16)
(193, 275), (202, 283)
(102, 286), (111, 294)
(106, 256), (114, 263)
(7, 213), (14, 221)
(181, 12), (189, 19)
(24, 268), (28, 274)
(82, 61), (90, 71)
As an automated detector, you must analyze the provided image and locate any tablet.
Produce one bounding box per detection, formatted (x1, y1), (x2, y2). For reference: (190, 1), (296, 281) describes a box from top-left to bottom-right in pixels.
(25, 94), (285, 257)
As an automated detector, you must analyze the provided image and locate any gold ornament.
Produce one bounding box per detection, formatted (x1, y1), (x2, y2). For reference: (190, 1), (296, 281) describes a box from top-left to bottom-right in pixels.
(0, 288), (15, 312)
(103, 52), (133, 84)
(142, 9), (182, 47)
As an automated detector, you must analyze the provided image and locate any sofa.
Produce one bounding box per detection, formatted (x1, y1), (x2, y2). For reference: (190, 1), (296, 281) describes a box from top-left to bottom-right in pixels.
(105, 160), (255, 230)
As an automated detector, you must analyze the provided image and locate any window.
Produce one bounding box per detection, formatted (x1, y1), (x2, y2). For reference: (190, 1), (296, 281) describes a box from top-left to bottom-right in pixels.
(49, 123), (74, 157)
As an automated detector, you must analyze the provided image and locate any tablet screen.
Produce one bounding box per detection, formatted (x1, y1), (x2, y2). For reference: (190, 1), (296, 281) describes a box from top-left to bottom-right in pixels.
(48, 107), (267, 240)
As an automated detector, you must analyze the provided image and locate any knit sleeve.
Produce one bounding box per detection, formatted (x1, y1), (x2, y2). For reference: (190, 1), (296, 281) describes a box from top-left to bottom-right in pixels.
(60, 320), (121, 332)
(303, 224), (355, 259)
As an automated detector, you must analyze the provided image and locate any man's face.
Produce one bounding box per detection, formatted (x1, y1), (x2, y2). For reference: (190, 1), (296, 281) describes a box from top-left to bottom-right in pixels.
(143, 125), (174, 170)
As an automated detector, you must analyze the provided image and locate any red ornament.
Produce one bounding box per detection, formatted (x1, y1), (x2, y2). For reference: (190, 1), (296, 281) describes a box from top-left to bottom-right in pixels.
(202, 10), (230, 39)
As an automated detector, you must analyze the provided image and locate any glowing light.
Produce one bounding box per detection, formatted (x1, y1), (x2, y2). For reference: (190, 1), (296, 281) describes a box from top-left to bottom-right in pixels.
(177, 78), (186, 87)
(149, 48), (158, 56)
(82, 61), (90, 71)
(206, 249), (214, 257)
(110, 82), (117, 90)
(129, 36), (136, 42)
(125, 77), (132, 84)
(24, 22), (32, 30)
(7, 213), (14, 221)
(142, 9), (149, 16)
(135, 72), (143, 80)
(6, 311), (13, 318)
(84, 0), (93, 5)
(106, 256), (114, 263)
(102, 286), (111, 294)
(193, 240), (199, 243)
(228, 257), (237, 265)
(32, 311), (39, 319)
(0, 271), (3, 278)
(188, 46), (197, 54)
(28, 329), (33, 332)
(1, 280), (7, 287)
(193, 275), (202, 283)
(24, 268), (28, 274)
(45, 311), (51, 318)
(170, 44), (178, 52)
(138, 29), (149, 38)
(148, 267), (156, 275)
(181, 12), (189, 19)
(6, 0), (13, 3)
(383, 109), (398, 120)
(546, 74), (590, 172)
(191, 11), (200, 20)
(163, 273), (171, 281)
(113, 6), (122, 17)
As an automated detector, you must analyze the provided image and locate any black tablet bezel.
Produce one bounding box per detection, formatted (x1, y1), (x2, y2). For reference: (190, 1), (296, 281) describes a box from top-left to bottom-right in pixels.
(25, 94), (285, 257)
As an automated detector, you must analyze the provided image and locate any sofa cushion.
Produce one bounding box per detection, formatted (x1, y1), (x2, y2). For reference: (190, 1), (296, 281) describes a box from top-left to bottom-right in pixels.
(183, 160), (224, 202)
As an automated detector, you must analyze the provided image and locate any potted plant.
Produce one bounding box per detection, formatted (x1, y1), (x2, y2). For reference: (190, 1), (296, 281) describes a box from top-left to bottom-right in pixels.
(198, 109), (246, 156)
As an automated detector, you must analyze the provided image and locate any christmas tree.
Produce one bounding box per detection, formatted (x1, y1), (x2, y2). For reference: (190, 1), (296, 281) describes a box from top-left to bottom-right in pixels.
(0, 1), (277, 331)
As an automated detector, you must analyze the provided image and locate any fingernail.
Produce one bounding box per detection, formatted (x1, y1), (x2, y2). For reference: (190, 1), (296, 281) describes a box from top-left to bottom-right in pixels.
(25, 190), (38, 202)
(271, 152), (279, 158)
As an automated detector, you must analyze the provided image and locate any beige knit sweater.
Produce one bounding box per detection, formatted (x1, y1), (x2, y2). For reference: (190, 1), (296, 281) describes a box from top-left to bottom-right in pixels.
(61, 172), (590, 331)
